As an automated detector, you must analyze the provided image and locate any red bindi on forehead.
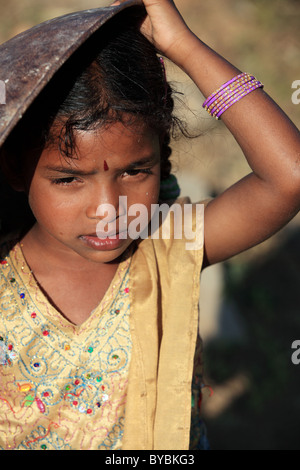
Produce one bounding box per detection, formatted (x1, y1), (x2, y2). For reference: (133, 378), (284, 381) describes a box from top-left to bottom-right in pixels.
(103, 160), (109, 171)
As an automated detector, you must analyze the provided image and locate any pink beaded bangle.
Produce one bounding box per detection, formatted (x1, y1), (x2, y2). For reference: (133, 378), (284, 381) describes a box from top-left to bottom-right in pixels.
(203, 73), (248, 108)
(203, 72), (264, 120)
(213, 80), (262, 117)
(204, 73), (254, 110)
(208, 79), (257, 114)
(215, 81), (263, 119)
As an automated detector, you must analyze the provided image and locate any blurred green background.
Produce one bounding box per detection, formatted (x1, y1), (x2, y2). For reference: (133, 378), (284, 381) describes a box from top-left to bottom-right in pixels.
(0, 0), (299, 450)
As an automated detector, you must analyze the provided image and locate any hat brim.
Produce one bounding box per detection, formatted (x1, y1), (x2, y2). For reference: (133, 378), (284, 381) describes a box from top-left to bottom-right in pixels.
(0, 0), (144, 148)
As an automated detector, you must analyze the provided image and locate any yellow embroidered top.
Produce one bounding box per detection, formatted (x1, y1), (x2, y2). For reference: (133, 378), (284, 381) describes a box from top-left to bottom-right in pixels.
(0, 242), (132, 450)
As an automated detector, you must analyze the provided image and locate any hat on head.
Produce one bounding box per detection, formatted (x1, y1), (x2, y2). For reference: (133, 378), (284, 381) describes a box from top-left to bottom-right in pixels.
(0, 0), (144, 148)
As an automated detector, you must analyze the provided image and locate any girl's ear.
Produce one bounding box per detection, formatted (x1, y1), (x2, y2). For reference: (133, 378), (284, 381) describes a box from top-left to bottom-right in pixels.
(0, 148), (26, 192)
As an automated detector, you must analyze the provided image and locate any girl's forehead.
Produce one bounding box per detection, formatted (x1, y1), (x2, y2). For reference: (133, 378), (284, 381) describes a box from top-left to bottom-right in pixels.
(40, 123), (161, 168)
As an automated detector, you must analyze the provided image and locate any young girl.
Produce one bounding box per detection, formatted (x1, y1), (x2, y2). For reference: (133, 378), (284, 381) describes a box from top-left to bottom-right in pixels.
(0, 0), (299, 450)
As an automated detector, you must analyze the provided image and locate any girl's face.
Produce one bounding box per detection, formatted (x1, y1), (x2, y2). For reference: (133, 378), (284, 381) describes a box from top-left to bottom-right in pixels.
(25, 121), (161, 264)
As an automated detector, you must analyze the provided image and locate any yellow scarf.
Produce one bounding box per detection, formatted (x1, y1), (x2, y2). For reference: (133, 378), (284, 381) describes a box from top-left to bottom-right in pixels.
(123, 198), (205, 449)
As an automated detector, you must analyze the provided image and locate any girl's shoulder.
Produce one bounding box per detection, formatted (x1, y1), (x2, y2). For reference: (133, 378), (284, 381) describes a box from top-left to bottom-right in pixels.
(0, 234), (19, 262)
(136, 196), (211, 262)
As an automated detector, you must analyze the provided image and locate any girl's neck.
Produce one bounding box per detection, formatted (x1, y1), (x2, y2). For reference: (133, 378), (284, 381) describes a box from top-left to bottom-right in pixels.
(19, 224), (122, 326)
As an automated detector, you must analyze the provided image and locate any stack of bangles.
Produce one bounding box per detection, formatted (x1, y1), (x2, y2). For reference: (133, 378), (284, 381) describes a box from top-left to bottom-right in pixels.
(202, 72), (264, 119)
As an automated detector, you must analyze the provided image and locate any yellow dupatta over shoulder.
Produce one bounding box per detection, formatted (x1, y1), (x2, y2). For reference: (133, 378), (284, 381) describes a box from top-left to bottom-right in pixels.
(123, 198), (205, 450)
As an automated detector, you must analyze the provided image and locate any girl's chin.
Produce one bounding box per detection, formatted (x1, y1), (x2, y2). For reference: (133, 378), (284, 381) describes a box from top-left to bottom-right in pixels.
(77, 234), (134, 263)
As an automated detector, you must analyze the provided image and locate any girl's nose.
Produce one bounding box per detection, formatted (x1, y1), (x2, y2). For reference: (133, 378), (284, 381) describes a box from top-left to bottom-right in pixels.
(85, 182), (121, 221)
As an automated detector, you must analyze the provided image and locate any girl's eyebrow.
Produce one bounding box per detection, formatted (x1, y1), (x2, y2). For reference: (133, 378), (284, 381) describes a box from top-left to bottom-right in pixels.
(44, 165), (97, 176)
(43, 154), (159, 175)
(122, 154), (159, 170)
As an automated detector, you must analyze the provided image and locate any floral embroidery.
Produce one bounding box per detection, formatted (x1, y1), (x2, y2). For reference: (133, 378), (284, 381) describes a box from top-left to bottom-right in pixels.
(0, 242), (132, 450)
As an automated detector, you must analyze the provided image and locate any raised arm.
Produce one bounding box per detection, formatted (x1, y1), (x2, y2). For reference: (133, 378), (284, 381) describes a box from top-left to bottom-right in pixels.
(116, 0), (300, 266)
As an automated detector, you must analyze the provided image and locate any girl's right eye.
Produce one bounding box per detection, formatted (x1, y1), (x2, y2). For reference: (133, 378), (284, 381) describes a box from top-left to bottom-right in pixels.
(51, 177), (78, 185)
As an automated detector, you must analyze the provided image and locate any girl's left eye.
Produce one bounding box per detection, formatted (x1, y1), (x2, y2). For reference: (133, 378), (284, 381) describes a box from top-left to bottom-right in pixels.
(122, 169), (153, 178)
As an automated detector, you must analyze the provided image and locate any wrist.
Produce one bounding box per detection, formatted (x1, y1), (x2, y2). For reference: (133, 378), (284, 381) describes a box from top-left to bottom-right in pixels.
(169, 34), (241, 99)
(163, 29), (199, 68)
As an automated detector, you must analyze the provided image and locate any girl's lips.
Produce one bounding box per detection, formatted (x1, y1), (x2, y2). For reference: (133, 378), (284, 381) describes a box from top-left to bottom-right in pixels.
(79, 233), (127, 251)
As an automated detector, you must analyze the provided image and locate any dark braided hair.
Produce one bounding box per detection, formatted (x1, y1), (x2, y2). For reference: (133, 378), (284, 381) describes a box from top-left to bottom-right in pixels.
(0, 6), (185, 237)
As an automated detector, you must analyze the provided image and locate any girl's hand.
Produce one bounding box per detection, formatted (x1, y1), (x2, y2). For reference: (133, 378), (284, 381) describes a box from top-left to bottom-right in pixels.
(111, 0), (193, 62)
